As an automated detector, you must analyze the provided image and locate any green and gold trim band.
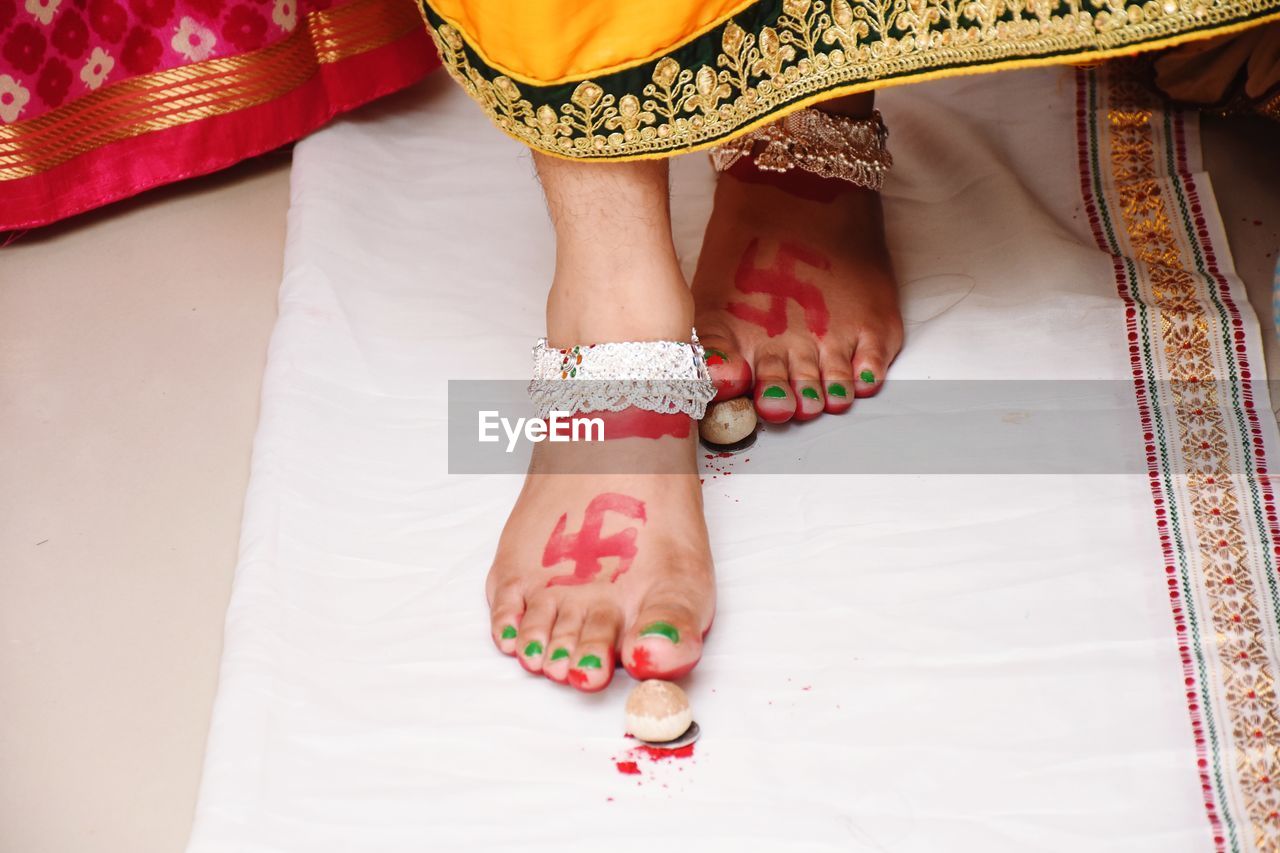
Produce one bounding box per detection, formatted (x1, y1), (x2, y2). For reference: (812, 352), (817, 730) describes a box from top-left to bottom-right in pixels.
(421, 0), (1280, 161)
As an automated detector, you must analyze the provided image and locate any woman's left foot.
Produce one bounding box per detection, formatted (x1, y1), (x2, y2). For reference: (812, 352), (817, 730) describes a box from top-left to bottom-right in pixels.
(692, 165), (903, 423)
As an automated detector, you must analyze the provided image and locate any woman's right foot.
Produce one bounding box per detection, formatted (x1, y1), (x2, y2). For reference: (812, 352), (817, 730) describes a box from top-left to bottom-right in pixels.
(486, 152), (715, 691)
(487, 424), (715, 691)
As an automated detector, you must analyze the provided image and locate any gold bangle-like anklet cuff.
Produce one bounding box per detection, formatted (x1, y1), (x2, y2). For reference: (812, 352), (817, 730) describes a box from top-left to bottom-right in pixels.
(709, 108), (892, 192)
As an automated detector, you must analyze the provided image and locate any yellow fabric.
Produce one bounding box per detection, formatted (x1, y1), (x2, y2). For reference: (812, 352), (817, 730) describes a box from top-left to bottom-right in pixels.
(425, 0), (1280, 160)
(427, 0), (752, 83)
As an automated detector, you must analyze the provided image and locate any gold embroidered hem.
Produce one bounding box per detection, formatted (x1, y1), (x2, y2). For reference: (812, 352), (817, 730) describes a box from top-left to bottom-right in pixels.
(420, 0), (1280, 160)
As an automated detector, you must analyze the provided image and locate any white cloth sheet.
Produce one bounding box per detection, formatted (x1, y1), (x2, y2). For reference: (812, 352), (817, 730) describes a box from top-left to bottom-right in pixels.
(187, 68), (1273, 851)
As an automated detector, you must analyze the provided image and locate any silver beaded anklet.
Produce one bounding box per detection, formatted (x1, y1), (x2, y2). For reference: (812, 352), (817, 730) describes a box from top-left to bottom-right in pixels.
(528, 329), (716, 420)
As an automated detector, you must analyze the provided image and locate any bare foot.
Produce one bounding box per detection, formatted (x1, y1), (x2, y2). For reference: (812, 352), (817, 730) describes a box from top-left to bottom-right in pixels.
(487, 415), (715, 692)
(692, 162), (903, 423)
(486, 152), (715, 692)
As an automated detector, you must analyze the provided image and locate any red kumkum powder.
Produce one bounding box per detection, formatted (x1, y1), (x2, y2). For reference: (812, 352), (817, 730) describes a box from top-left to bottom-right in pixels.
(637, 743), (696, 761)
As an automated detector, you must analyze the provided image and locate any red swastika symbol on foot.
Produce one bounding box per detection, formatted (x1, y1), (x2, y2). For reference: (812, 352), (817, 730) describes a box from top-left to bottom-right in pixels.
(543, 493), (647, 587)
(727, 239), (830, 338)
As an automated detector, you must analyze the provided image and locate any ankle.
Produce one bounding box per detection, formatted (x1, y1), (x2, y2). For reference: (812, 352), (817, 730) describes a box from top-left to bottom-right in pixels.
(546, 258), (694, 345)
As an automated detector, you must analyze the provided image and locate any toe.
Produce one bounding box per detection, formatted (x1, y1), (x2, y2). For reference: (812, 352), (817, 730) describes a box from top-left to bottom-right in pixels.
(698, 331), (752, 402)
(852, 343), (889, 398)
(753, 353), (795, 423)
(852, 320), (902, 398)
(515, 593), (557, 674)
(543, 608), (585, 685)
(819, 345), (855, 414)
(622, 603), (705, 681)
(788, 348), (824, 422)
(567, 607), (620, 693)
(488, 578), (524, 656)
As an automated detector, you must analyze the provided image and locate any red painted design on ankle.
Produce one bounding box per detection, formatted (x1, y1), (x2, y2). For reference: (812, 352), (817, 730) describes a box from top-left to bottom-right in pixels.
(544, 493), (647, 586)
(726, 157), (860, 202)
(578, 409), (691, 440)
(728, 239), (830, 338)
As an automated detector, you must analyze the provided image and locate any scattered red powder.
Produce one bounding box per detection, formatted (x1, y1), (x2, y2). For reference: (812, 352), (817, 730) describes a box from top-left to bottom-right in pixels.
(637, 743), (696, 761)
(615, 761), (641, 775)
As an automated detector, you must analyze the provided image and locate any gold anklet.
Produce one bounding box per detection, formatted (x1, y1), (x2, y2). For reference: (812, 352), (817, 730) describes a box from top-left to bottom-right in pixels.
(708, 108), (892, 192)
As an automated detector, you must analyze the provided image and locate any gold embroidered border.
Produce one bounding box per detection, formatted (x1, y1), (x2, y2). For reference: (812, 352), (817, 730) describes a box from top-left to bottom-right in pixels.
(425, 0), (1280, 160)
(0, 0), (423, 181)
(1104, 74), (1280, 849)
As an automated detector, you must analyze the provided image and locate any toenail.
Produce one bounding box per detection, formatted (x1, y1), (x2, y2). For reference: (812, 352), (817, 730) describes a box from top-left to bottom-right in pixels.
(828, 382), (847, 397)
(762, 385), (787, 399)
(550, 647), (569, 661)
(500, 625), (517, 640)
(859, 369), (876, 384)
(801, 387), (820, 400)
(639, 621), (680, 643)
(577, 654), (603, 669)
(523, 640), (543, 657)
(703, 348), (727, 365)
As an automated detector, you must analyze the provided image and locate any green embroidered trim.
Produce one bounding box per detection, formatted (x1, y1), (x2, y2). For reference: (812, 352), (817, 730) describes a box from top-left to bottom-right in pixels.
(421, 0), (1279, 160)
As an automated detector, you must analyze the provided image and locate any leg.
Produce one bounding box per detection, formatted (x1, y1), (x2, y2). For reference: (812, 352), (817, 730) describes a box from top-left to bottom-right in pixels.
(487, 153), (716, 691)
(693, 92), (903, 422)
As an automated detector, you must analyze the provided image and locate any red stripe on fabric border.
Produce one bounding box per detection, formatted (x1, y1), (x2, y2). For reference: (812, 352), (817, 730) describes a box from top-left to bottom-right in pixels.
(1171, 118), (1280, 567)
(2, 30), (440, 232)
(1073, 68), (1227, 851)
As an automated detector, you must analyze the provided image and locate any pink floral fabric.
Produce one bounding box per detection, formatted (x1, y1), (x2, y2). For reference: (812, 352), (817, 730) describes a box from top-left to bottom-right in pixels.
(0, 0), (320, 123)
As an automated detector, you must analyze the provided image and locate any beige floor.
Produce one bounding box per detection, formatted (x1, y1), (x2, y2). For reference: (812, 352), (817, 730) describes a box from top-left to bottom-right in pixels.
(0, 105), (1276, 853)
(0, 151), (289, 853)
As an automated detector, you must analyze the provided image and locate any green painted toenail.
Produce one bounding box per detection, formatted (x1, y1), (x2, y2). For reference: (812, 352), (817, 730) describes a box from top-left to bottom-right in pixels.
(576, 654), (602, 669)
(860, 369), (877, 384)
(550, 647), (570, 661)
(828, 382), (847, 397)
(639, 621), (680, 643)
(500, 625), (517, 640)
(523, 640), (543, 657)
(762, 385), (787, 399)
(801, 387), (820, 400)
